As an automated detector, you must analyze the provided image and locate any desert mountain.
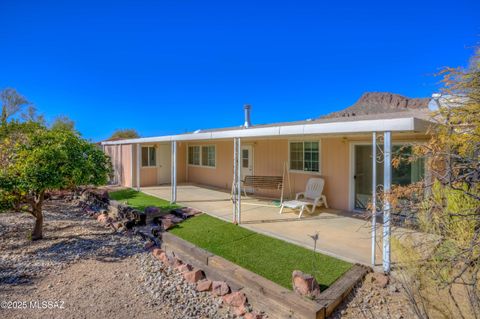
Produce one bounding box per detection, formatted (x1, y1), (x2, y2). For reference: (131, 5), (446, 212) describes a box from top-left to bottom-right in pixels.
(322, 92), (430, 119)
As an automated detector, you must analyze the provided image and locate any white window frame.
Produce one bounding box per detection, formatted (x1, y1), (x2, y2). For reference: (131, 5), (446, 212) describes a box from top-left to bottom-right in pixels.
(188, 145), (216, 169)
(141, 146), (157, 168)
(288, 140), (322, 174)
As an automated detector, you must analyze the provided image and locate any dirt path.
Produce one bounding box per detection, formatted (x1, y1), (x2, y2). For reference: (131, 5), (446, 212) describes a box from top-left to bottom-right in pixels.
(1, 257), (163, 319)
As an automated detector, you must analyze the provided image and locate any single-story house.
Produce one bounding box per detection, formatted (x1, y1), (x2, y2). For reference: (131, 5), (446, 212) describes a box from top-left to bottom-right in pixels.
(102, 92), (438, 271)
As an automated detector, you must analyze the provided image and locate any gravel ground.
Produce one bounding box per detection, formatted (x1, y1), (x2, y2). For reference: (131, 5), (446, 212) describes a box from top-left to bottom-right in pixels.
(330, 272), (416, 319)
(0, 199), (230, 319)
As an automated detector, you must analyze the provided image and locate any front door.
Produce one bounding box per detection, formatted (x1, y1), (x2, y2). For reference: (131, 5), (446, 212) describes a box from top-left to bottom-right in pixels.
(241, 145), (254, 192)
(157, 144), (171, 184)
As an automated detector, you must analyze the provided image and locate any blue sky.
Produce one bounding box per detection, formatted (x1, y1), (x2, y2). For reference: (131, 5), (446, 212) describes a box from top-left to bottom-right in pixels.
(0, 0), (478, 141)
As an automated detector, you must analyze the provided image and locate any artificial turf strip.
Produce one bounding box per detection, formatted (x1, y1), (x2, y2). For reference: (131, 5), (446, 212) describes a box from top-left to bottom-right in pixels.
(109, 189), (179, 211)
(169, 214), (352, 290)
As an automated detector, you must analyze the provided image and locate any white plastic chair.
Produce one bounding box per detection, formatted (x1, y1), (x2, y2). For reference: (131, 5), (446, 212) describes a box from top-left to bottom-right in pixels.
(279, 178), (328, 218)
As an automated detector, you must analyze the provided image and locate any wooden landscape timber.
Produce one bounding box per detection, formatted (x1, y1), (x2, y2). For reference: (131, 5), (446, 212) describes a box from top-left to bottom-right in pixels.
(162, 232), (370, 319)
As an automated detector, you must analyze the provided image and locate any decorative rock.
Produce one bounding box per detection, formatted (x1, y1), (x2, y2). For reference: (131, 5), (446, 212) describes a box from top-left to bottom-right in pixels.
(151, 248), (164, 261)
(172, 256), (183, 268)
(99, 190), (109, 202)
(162, 214), (183, 223)
(108, 205), (119, 218)
(176, 263), (193, 273)
(212, 281), (230, 296)
(173, 207), (202, 217)
(196, 279), (212, 292)
(244, 312), (263, 319)
(145, 206), (161, 215)
(113, 222), (123, 230)
(222, 291), (247, 307)
(233, 303), (247, 316)
(371, 272), (389, 288)
(162, 219), (174, 230)
(158, 251), (170, 265)
(97, 213), (109, 224)
(183, 269), (205, 283)
(292, 270), (321, 299)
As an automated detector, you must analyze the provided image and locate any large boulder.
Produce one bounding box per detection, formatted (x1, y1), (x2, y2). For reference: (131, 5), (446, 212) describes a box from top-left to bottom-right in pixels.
(292, 270), (321, 299)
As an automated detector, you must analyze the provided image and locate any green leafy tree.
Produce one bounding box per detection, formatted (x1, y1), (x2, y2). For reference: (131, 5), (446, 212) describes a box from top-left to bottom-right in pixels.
(109, 128), (139, 140)
(0, 121), (112, 240)
(51, 115), (76, 132)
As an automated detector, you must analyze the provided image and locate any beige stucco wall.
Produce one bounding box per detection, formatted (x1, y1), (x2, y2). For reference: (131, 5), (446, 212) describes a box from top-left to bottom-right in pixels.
(105, 144), (133, 187)
(187, 141), (234, 190)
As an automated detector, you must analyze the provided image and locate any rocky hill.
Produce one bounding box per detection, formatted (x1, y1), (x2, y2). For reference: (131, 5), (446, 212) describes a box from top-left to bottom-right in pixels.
(322, 92), (430, 119)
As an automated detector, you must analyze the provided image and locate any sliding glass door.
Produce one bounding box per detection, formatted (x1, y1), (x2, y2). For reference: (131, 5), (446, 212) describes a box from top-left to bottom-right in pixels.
(353, 144), (425, 211)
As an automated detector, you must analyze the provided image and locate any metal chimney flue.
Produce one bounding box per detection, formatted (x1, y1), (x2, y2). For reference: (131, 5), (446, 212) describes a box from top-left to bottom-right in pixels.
(243, 104), (252, 128)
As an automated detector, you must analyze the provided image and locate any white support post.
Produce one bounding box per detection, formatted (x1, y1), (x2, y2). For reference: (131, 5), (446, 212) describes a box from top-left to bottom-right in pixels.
(371, 132), (377, 266)
(232, 138), (238, 223)
(136, 144), (141, 192)
(236, 138), (242, 224)
(383, 131), (392, 273)
(171, 141), (177, 204)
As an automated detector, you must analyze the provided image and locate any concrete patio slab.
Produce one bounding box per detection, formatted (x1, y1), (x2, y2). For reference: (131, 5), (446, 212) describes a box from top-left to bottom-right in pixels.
(141, 184), (386, 266)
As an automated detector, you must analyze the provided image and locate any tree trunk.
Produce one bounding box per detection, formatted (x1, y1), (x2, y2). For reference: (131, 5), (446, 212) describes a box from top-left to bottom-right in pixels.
(31, 191), (45, 240)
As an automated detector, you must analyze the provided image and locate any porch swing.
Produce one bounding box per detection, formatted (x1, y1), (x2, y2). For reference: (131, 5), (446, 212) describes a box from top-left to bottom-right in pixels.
(231, 161), (292, 207)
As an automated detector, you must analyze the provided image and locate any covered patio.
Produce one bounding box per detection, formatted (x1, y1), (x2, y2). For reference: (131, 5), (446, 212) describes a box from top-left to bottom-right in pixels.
(141, 183), (383, 265)
(103, 111), (433, 272)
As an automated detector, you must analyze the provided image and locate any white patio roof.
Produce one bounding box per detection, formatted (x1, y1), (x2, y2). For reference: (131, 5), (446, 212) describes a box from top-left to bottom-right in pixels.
(101, 116), (432, 146)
